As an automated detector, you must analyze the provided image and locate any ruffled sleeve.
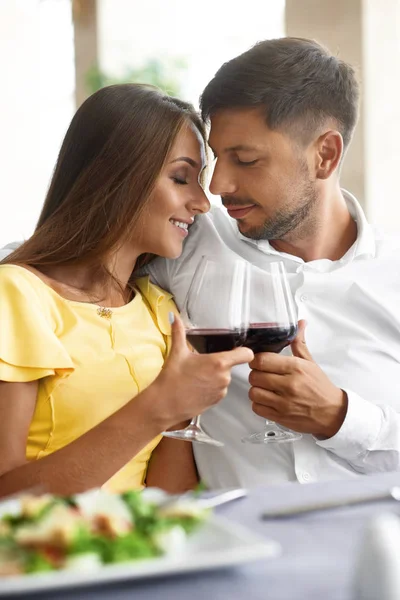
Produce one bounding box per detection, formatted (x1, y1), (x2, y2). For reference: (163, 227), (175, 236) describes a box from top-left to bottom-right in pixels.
(134, 276), (177, 355)
(0, 266), (74, 382)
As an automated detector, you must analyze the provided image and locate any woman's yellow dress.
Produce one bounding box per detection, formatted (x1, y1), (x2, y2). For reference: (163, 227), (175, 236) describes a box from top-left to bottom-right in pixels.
(0, 264), (176, 492)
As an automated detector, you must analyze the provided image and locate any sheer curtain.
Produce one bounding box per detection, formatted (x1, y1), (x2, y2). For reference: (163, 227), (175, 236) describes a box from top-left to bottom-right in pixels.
(0, 0), (285, 247)
(0, 0), (74, 247)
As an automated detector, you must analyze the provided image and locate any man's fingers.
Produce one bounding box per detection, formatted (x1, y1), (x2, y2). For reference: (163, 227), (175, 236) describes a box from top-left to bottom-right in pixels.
(249, 385), (280, 406)
(249, 386), (281, 416)
(291, 320), (314, 361)
(248, 370), (284, 392)
(252, 402), (280, 420)
(249, 352), (293, 374)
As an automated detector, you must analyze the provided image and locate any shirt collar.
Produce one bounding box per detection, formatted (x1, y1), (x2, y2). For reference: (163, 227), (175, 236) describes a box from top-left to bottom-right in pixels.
(233, 189), (376, 264)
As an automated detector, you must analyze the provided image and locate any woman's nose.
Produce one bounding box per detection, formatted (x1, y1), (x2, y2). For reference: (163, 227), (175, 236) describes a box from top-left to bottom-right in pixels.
(191, 188), (211, 214)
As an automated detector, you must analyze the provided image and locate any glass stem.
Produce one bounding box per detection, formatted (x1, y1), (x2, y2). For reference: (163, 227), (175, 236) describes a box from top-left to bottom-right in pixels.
(265, 420), (284, 431)
(190, 415), (201, 428)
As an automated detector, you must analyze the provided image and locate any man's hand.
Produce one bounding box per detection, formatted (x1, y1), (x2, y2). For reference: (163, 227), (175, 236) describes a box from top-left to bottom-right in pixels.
(248, 321), (348, 439)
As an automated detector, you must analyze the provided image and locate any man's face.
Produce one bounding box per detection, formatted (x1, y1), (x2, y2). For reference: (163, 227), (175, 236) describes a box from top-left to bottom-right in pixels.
(208, 107), (318, 241)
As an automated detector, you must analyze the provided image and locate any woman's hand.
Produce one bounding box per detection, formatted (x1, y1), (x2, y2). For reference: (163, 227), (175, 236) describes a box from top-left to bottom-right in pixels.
(152, 314), (254, 428)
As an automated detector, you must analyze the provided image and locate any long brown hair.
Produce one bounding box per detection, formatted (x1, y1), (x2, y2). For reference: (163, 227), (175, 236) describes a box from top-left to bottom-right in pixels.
(2, 84), (206, 278)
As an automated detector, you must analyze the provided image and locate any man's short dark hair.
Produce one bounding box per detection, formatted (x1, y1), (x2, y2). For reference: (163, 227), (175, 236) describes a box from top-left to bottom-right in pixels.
(200, 37), (359, 149)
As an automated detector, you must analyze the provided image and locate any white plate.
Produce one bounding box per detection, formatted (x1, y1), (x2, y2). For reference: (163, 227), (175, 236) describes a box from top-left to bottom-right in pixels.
(0, 514), (280, 596)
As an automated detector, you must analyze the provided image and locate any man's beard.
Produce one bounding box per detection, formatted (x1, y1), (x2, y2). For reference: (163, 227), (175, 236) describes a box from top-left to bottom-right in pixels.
(236, 173), (318, 242)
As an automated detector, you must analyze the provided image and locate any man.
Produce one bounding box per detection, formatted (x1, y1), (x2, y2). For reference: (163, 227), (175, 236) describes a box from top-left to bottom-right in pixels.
(147, 37), (400, 488)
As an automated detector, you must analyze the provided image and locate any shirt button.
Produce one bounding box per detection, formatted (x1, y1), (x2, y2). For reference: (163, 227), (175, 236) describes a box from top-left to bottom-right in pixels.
(300, 472), (311, 483)
(300, 294), (308, 302)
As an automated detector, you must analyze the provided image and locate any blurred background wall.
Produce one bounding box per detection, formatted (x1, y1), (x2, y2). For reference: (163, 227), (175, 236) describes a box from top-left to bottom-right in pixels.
(1, 0), (399, 246)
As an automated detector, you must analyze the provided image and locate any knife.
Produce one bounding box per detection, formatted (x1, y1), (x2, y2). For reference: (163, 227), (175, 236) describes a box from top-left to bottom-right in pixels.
(261, 486), (400, 519)
(159, 487), (248, 510)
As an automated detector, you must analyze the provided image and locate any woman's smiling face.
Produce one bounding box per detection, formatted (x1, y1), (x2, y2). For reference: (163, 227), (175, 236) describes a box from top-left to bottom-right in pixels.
(137, 122), (210, 259)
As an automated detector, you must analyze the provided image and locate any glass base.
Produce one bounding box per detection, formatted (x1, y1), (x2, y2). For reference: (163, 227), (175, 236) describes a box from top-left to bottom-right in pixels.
(242, 428), (302, 444)
(162, 425), (224, 447)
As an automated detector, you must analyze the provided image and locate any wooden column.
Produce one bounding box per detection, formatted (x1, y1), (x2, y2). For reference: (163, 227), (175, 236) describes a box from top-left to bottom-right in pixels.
(72, 0), (98, 108)
(285, 0), (400, 230)
(285, 0), (365, 210)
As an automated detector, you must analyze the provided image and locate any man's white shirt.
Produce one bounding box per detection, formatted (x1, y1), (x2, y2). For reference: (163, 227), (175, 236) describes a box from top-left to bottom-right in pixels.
(2, 192), (400, 488)
(146, 191), (400, 488)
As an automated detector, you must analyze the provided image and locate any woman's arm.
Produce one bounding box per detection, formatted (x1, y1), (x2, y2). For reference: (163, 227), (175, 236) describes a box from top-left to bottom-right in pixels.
(0, 379), (171, 498)
(146, 431), (199, 493)
(0, 317), (253, 497)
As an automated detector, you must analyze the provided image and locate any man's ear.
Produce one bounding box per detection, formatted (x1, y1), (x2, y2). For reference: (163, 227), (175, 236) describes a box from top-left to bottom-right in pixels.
(314, 130), (343, 180)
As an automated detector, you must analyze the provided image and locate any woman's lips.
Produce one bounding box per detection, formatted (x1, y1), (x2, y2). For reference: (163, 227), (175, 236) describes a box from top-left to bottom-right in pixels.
(224, 205), (256, 219)
(171, 222), (189, 237)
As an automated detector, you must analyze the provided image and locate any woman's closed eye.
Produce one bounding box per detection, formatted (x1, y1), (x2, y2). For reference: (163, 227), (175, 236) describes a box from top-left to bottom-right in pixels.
(172, 176), (188, 185)
(170, 167), (190, 185)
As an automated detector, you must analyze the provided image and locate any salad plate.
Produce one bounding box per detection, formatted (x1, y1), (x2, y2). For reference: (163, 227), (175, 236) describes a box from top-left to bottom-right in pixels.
(0, 489), (280, 596)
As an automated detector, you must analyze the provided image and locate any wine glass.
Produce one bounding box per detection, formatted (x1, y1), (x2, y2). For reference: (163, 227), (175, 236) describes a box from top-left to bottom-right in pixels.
(162, 256), (250, 447)
(242, 261), (302, 444)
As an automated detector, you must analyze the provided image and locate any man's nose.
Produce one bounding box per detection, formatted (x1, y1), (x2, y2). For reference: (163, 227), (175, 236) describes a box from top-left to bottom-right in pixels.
(209, 161), (238, 196)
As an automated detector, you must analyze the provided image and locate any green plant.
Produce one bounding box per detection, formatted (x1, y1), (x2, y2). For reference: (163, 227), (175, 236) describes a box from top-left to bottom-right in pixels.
(86, 57), (187, 97)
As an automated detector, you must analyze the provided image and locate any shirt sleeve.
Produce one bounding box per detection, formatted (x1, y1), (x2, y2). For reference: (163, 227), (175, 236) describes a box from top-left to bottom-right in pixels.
(145, 257), (175, 292)
(0, 268), (74, 382)
(315, 388), (400, 473)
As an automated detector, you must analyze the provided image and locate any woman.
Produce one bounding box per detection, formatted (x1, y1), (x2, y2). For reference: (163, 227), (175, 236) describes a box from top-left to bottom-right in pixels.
(0, 84), (253, 497)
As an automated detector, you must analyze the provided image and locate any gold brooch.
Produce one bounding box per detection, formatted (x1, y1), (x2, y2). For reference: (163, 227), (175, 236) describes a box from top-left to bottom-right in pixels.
(97, 307), (112, 319)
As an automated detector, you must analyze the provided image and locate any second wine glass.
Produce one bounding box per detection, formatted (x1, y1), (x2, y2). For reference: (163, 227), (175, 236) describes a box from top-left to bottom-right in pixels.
(162, 256), (249, 447)
(242, 261), (302, 444)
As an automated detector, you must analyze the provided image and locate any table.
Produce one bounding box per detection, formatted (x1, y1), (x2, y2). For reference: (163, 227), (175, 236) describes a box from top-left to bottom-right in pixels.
(4, 471), (400, 600)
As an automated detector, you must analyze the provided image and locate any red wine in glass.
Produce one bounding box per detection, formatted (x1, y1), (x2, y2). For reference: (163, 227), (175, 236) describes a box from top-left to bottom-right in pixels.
(186, 328), (246, 354)
(244, 323), (298, 354)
